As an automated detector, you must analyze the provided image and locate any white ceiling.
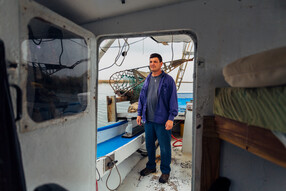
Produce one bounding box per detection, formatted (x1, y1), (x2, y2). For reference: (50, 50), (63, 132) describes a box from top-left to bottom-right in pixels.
(35, 0), (192, 24)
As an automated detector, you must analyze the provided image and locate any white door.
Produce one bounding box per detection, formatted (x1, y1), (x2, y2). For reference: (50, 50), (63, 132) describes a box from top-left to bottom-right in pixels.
(13, 1), (98, 190)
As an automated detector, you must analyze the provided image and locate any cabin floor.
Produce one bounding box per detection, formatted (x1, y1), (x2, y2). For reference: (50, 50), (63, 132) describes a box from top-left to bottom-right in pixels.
(118, 137), (192, 191)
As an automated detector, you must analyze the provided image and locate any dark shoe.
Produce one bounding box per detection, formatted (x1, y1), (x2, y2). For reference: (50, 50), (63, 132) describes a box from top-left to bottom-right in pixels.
(140, 168), (156, 176)
(159, 174), (170, 183)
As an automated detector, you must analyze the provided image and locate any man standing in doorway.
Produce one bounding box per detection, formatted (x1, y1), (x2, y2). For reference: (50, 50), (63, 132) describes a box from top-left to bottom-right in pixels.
(137, 53), (178, 183)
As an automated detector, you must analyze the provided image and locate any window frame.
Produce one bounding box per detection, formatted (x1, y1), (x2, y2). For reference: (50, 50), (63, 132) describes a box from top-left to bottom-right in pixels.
(19, 16), (94, 133)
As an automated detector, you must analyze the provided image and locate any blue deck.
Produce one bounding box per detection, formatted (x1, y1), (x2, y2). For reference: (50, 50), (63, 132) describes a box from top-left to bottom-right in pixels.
(96, 92), (192, 159)
(97, 133), (141, 159)
(97, 120), (128, 132)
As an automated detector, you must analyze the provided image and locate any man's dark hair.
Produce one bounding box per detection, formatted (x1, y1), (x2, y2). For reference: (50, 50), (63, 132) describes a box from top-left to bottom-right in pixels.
(150, 53), (163, 62)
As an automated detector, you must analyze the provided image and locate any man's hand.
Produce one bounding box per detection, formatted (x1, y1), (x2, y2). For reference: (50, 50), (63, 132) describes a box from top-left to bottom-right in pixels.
(165, 120), (173, 130)
(137, 116), (142, 126)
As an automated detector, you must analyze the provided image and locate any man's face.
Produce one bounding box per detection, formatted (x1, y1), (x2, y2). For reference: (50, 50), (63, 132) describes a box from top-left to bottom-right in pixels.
(149, 57), (162, 73)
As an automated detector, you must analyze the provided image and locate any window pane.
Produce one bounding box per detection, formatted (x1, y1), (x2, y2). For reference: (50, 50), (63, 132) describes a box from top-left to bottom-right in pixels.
(24, 18), (88, 122)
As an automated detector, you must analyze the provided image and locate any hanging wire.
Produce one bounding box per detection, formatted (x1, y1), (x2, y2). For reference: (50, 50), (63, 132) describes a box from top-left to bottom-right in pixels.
(172, 134), (183, 147)
(32, 38), (42, 45)
(68, 37), (146, 50)
(32, 39), (56, 45)
(58, 39), (64, 65)
(66, 37), (145, 71)
(171, 120), (184, 147)
(114, 39), (122, 66)
(96, 167), (101, 181)
(100, 37), (147, 49)
(31, 37), (146, 68)
(28, 25), (56, 45)
(115, 38), (130, 67)
(105, 160), (121, 191)
(100, 47), (106, 53)
(69, 39), (88, 48)
(96, 155), (122, 191)
(96, 155), (121, 191)
(98, 40), (121, 71)
(99, 38), (130, 71)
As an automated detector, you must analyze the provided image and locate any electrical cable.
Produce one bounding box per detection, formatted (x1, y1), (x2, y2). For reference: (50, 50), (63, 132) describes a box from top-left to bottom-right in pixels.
(96, 167), (101, 181)
(32, 38), (42, 45)
(28, 25), (56, 45)
(69, 39), (87, 48)
(67, 37), (138, 71)
(115, 38), (130, 67)
(100, 37), (147, 49)
(95, 166), (101, 191)
(59, 39), (64, 65)
(171, 134), (182, 147)
(100, 47), (106, 53)
(69, 37), (146, 50)
(96, 155), (122, 191)
(68, 36), (170, 71)
(105, 155), (121, 191)
(32, 39), (55, 45)
(114, 39), (122, 66)
(171, 120), (183, 147)
(99, 38), (130, 71)
(96, 180), (98, 191)
(98, 39), (121, 71)
(26, 37), (87, 76)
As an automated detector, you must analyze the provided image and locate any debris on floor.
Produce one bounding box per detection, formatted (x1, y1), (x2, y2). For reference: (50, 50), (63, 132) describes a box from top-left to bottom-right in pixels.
(118, 141), (192, 191)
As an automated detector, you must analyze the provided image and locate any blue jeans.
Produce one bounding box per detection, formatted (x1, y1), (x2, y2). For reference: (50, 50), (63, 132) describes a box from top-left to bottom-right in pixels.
(144, 121), (172, 174)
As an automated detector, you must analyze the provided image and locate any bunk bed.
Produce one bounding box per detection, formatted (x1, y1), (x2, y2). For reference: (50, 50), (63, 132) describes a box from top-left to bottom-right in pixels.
(214, 87), (286, 166)
(201, 47), (286, 191)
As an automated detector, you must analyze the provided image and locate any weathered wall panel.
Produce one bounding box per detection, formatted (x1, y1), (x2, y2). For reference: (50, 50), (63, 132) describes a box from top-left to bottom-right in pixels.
(83, 0), (286, 190)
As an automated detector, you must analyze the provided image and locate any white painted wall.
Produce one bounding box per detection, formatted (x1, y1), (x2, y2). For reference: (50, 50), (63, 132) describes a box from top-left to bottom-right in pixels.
(83, 0), (286, 190)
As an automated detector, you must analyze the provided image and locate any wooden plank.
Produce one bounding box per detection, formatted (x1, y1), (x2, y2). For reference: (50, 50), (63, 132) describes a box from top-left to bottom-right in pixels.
(106, 96), (117, 122)
(215, 116), (286, 168)
(115, 96), (128, 102)
(201, 116), (221, 191)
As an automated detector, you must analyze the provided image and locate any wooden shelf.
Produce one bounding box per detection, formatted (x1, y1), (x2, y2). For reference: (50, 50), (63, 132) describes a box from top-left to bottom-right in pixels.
(201, 116), (286, 190)
(215, 115), (286, 168)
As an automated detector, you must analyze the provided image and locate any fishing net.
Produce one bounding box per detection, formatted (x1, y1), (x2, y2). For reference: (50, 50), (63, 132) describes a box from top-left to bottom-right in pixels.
(109, 66), (150, 103)
(109, 58), (193, 104)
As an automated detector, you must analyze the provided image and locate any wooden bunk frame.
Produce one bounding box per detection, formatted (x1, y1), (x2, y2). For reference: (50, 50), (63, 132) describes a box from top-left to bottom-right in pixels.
(201, 116), (286, 191)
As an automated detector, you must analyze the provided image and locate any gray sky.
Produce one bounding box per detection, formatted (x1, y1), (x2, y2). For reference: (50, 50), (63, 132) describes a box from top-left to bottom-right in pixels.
(98, 37), (194, 83)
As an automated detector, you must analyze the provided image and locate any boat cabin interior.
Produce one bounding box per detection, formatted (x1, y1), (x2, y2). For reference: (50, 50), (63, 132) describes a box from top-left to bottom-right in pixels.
(1, 0), (286, 191)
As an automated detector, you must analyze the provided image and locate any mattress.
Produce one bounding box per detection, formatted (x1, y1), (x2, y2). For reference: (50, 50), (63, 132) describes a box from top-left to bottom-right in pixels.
(214, 86), (286, 133)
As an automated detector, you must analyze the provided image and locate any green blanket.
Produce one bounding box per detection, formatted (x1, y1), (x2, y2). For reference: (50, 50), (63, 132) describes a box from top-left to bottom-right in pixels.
(214, 86), (286, 133)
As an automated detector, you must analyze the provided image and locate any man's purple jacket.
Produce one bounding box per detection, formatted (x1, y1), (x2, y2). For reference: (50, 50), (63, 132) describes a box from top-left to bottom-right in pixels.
(137, 71), (178, 124)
